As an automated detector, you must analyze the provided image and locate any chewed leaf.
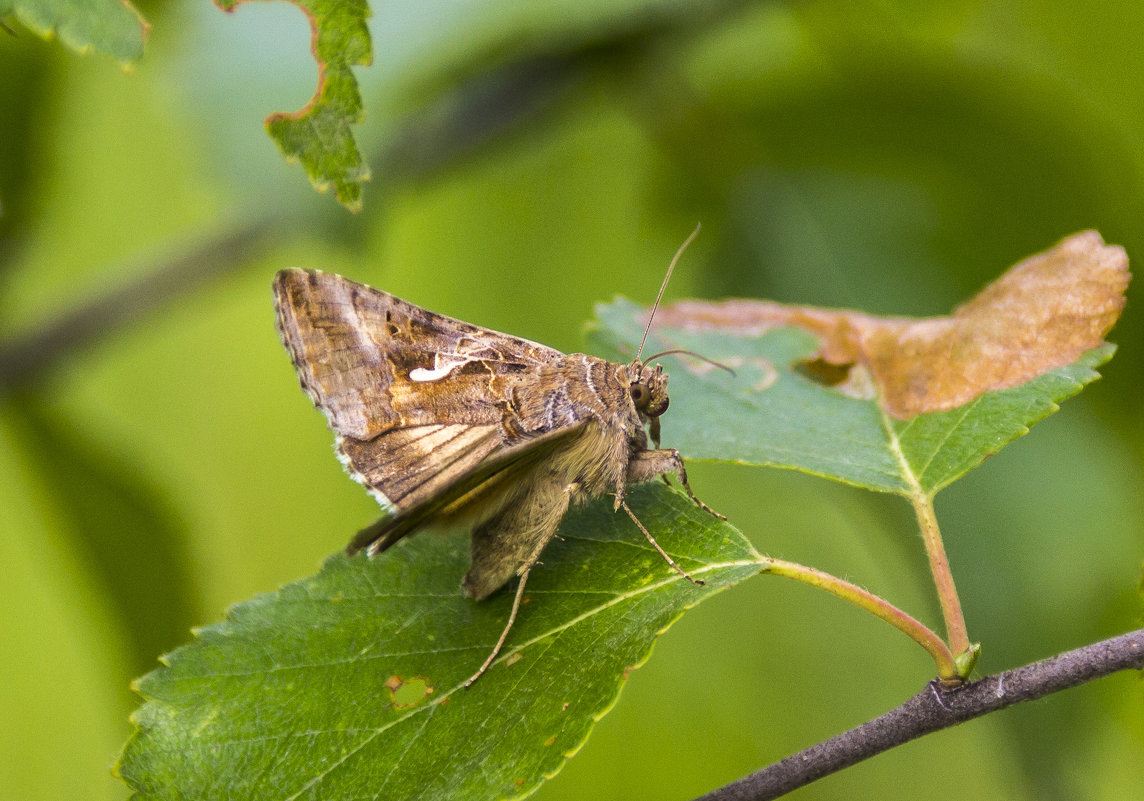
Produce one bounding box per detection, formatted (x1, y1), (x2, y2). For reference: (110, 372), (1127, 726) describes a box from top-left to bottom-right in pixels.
(216, 0), (372, 210)
(591, 231), (1128, 496)
(117, 484), (761, 801)
(0, 0), (148, 66)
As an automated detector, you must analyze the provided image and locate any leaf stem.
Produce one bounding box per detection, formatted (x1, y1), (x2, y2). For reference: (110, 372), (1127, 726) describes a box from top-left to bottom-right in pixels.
(764, 558), (958, 681)
(911, 493), (972, 669)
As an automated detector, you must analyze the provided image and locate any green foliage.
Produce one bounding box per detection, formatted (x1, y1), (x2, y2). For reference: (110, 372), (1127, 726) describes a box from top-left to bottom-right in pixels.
(3, 397), (197, 679)
(0, 0), (146, 65)
(117, 485), (759, 800)
(116, 289), (1120, 796)
(215, 0), (372, 210)
(4, 2), (1143, 800)
(591, 302), (1116, 497)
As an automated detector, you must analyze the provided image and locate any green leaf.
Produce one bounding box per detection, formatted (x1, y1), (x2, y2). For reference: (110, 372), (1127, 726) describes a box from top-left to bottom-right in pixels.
(589, 301), (1115, 498)
(3, 395), (197, 679)
(884, 347), (1113, 495)
(117, 484), (760, 800)
(215, 0), (372, 210)
(0, 0), (147, 66)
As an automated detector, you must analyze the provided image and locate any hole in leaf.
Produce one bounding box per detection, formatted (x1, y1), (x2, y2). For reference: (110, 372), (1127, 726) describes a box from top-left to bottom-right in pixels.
(385, 675), (433, 708)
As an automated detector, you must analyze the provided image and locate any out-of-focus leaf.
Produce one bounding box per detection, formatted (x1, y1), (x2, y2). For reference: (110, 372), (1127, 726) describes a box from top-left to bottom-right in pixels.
(215, 0), (371, 210)
(117, 484), (761, 800)
(4, 395), (197, 679)
(0, 0), (147, 66)
(590, 232), (1128, 497)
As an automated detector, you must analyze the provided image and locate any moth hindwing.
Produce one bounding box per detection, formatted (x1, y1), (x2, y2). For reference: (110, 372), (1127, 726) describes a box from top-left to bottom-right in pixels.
(273, 265), (721, 685)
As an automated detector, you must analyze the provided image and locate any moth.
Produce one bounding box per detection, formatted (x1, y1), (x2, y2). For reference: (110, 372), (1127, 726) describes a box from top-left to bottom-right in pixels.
(272, 231), (724, 686)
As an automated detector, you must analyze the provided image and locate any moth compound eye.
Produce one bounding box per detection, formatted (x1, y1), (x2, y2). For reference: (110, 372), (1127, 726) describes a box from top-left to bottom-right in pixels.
(647, 395), (669, 417)
(630, 382), (649, 408)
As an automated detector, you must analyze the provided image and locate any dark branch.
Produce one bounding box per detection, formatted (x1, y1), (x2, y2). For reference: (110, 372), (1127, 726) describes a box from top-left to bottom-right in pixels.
(374, 54), (584, 182)
(0, 222), (275, 392)
(695, 628), (1144, 801)
(0, 3), (757, 391)
(0, 39), (600, 392)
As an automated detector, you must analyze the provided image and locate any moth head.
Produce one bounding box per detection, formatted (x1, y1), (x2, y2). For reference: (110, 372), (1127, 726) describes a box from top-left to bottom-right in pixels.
(627, 360), (670, 418)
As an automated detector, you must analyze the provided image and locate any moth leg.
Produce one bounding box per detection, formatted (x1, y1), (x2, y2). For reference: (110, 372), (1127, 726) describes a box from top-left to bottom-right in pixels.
(464, 481), (579, 687)
(620, 501), (704, 587)
(626, 448), (726, 520)
(649, 417), (673, 491)
(465, 568), (532, 689)
(515, 484), (579, 573)
(647, 418), (674, 490)
(464, 480), (577, 600)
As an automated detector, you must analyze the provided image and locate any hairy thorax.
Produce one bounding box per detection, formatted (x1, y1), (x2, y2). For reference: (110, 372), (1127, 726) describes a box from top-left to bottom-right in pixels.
(506, 353), (643, 496)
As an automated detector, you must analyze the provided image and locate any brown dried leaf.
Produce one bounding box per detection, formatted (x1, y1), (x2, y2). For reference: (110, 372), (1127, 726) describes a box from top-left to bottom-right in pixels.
(657, 231), (1130, 419)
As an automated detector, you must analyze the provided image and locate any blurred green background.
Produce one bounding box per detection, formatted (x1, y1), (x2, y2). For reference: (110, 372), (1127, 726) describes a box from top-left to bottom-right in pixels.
(1, 1), (1142, 799)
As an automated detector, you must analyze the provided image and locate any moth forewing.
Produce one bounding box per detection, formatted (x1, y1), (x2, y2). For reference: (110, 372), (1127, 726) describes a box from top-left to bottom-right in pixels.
(273, 268), (562, 442)
(272, 263), (722, 686)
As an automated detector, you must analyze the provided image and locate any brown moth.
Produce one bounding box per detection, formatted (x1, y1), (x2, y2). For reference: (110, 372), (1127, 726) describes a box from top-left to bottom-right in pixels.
(272, 232), (723, 686)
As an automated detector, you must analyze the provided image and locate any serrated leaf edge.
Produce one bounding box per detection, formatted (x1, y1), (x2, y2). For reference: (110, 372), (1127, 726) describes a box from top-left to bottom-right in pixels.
(270, 557), (761, 800)
(121, 551), (763, 799)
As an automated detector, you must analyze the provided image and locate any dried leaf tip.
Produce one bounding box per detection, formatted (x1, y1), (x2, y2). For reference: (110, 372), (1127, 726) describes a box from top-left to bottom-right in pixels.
(653, 231), (1130, 419)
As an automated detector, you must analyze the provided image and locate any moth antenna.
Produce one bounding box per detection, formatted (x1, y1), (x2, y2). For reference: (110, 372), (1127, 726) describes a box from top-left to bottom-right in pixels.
(636, 222), (702, 362)
(644, 348), (736, 376)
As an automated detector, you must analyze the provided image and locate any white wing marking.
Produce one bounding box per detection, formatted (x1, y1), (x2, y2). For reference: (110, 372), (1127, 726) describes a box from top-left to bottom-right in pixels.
(410, 352), (477, 382)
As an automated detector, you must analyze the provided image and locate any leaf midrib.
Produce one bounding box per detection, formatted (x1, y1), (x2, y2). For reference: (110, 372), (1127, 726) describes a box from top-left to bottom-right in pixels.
(169, 556), (762, 801)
